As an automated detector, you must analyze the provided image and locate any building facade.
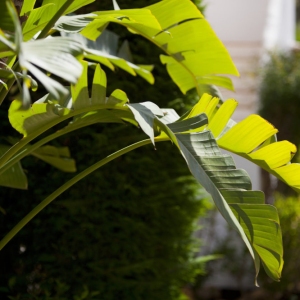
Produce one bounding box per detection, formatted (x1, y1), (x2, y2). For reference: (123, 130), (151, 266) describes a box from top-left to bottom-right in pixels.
(199, 0), (296, 290)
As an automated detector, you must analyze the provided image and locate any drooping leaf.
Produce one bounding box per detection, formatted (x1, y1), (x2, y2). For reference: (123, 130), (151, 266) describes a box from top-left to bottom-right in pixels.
(71, 0), (237, 93)
(19, 36), (84, 102)
(4, 6), (84, 106)
(174, 131), (282, 282)
(127, 101), (283, 283)
(6, 63), (285, 283)
(128, 102), (164, 144)
(0, 144), (27, 189)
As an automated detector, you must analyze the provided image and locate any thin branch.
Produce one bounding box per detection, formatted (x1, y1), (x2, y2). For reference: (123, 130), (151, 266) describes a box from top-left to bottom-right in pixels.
(0, 104), (128, 168)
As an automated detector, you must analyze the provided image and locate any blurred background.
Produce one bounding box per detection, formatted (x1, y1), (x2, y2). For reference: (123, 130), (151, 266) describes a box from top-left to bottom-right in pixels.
(198, 0), (300, 299)
(1, 0), (300, 299)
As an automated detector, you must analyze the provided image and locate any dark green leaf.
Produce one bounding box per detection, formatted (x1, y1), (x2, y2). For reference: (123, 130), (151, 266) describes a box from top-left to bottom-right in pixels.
(0, 144), (27, 189)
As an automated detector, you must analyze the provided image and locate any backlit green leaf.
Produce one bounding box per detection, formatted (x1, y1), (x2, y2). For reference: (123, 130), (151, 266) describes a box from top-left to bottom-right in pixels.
(22, 4), (55, 41)
(8, 64), (130, 140)
(91, 64), (106, 105)
(146, 0), (238, 94)
(20, 0), (36, 16)
(41, 0), (95, 18)
(218, 115), (278, 153)
(190, 92), (300, 199)
(81, 9), (162, 40)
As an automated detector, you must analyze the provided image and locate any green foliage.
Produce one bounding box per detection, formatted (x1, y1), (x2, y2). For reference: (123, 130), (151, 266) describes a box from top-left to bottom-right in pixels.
(0, 111), (212, 298)
(259, 52), (300, 195)
(0, 1), (213, 299)
(0, 0), (237, 106)
(0, 0), (297, 297)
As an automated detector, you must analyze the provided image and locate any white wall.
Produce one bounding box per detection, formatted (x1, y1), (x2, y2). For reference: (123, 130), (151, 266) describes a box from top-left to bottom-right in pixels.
(204, 0), (269, 43)
(264, 0), (296, 51)
(198, 0), (296, 290)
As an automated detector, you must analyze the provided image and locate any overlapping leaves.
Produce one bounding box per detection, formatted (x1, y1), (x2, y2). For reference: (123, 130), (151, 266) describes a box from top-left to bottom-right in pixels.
(0, 0), (84, 107)
(21, 0), (96, 40)
(61, 30), (155, 84)
(188, 93), (300, 193)
(8, 62), (130, 139)
(6, 63), (283, 282)
(2, 64), (134, 185)
(126, 99), (283, 283)
(0, 0), (288, 285)
(0, 0), (238, 108)
(48, 0), (238, 93)
(76, 0), (239, 94)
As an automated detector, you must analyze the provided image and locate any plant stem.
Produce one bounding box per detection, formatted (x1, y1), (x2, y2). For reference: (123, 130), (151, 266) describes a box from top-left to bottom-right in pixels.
(0, 105), (128, 168)
(37, 0), (75, 40)
(0, 124), (79, 176)
(0, 137), (167, 250)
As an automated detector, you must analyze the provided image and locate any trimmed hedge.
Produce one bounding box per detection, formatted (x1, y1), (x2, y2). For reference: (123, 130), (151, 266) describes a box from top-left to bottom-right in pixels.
(0, 1), (211, 299)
